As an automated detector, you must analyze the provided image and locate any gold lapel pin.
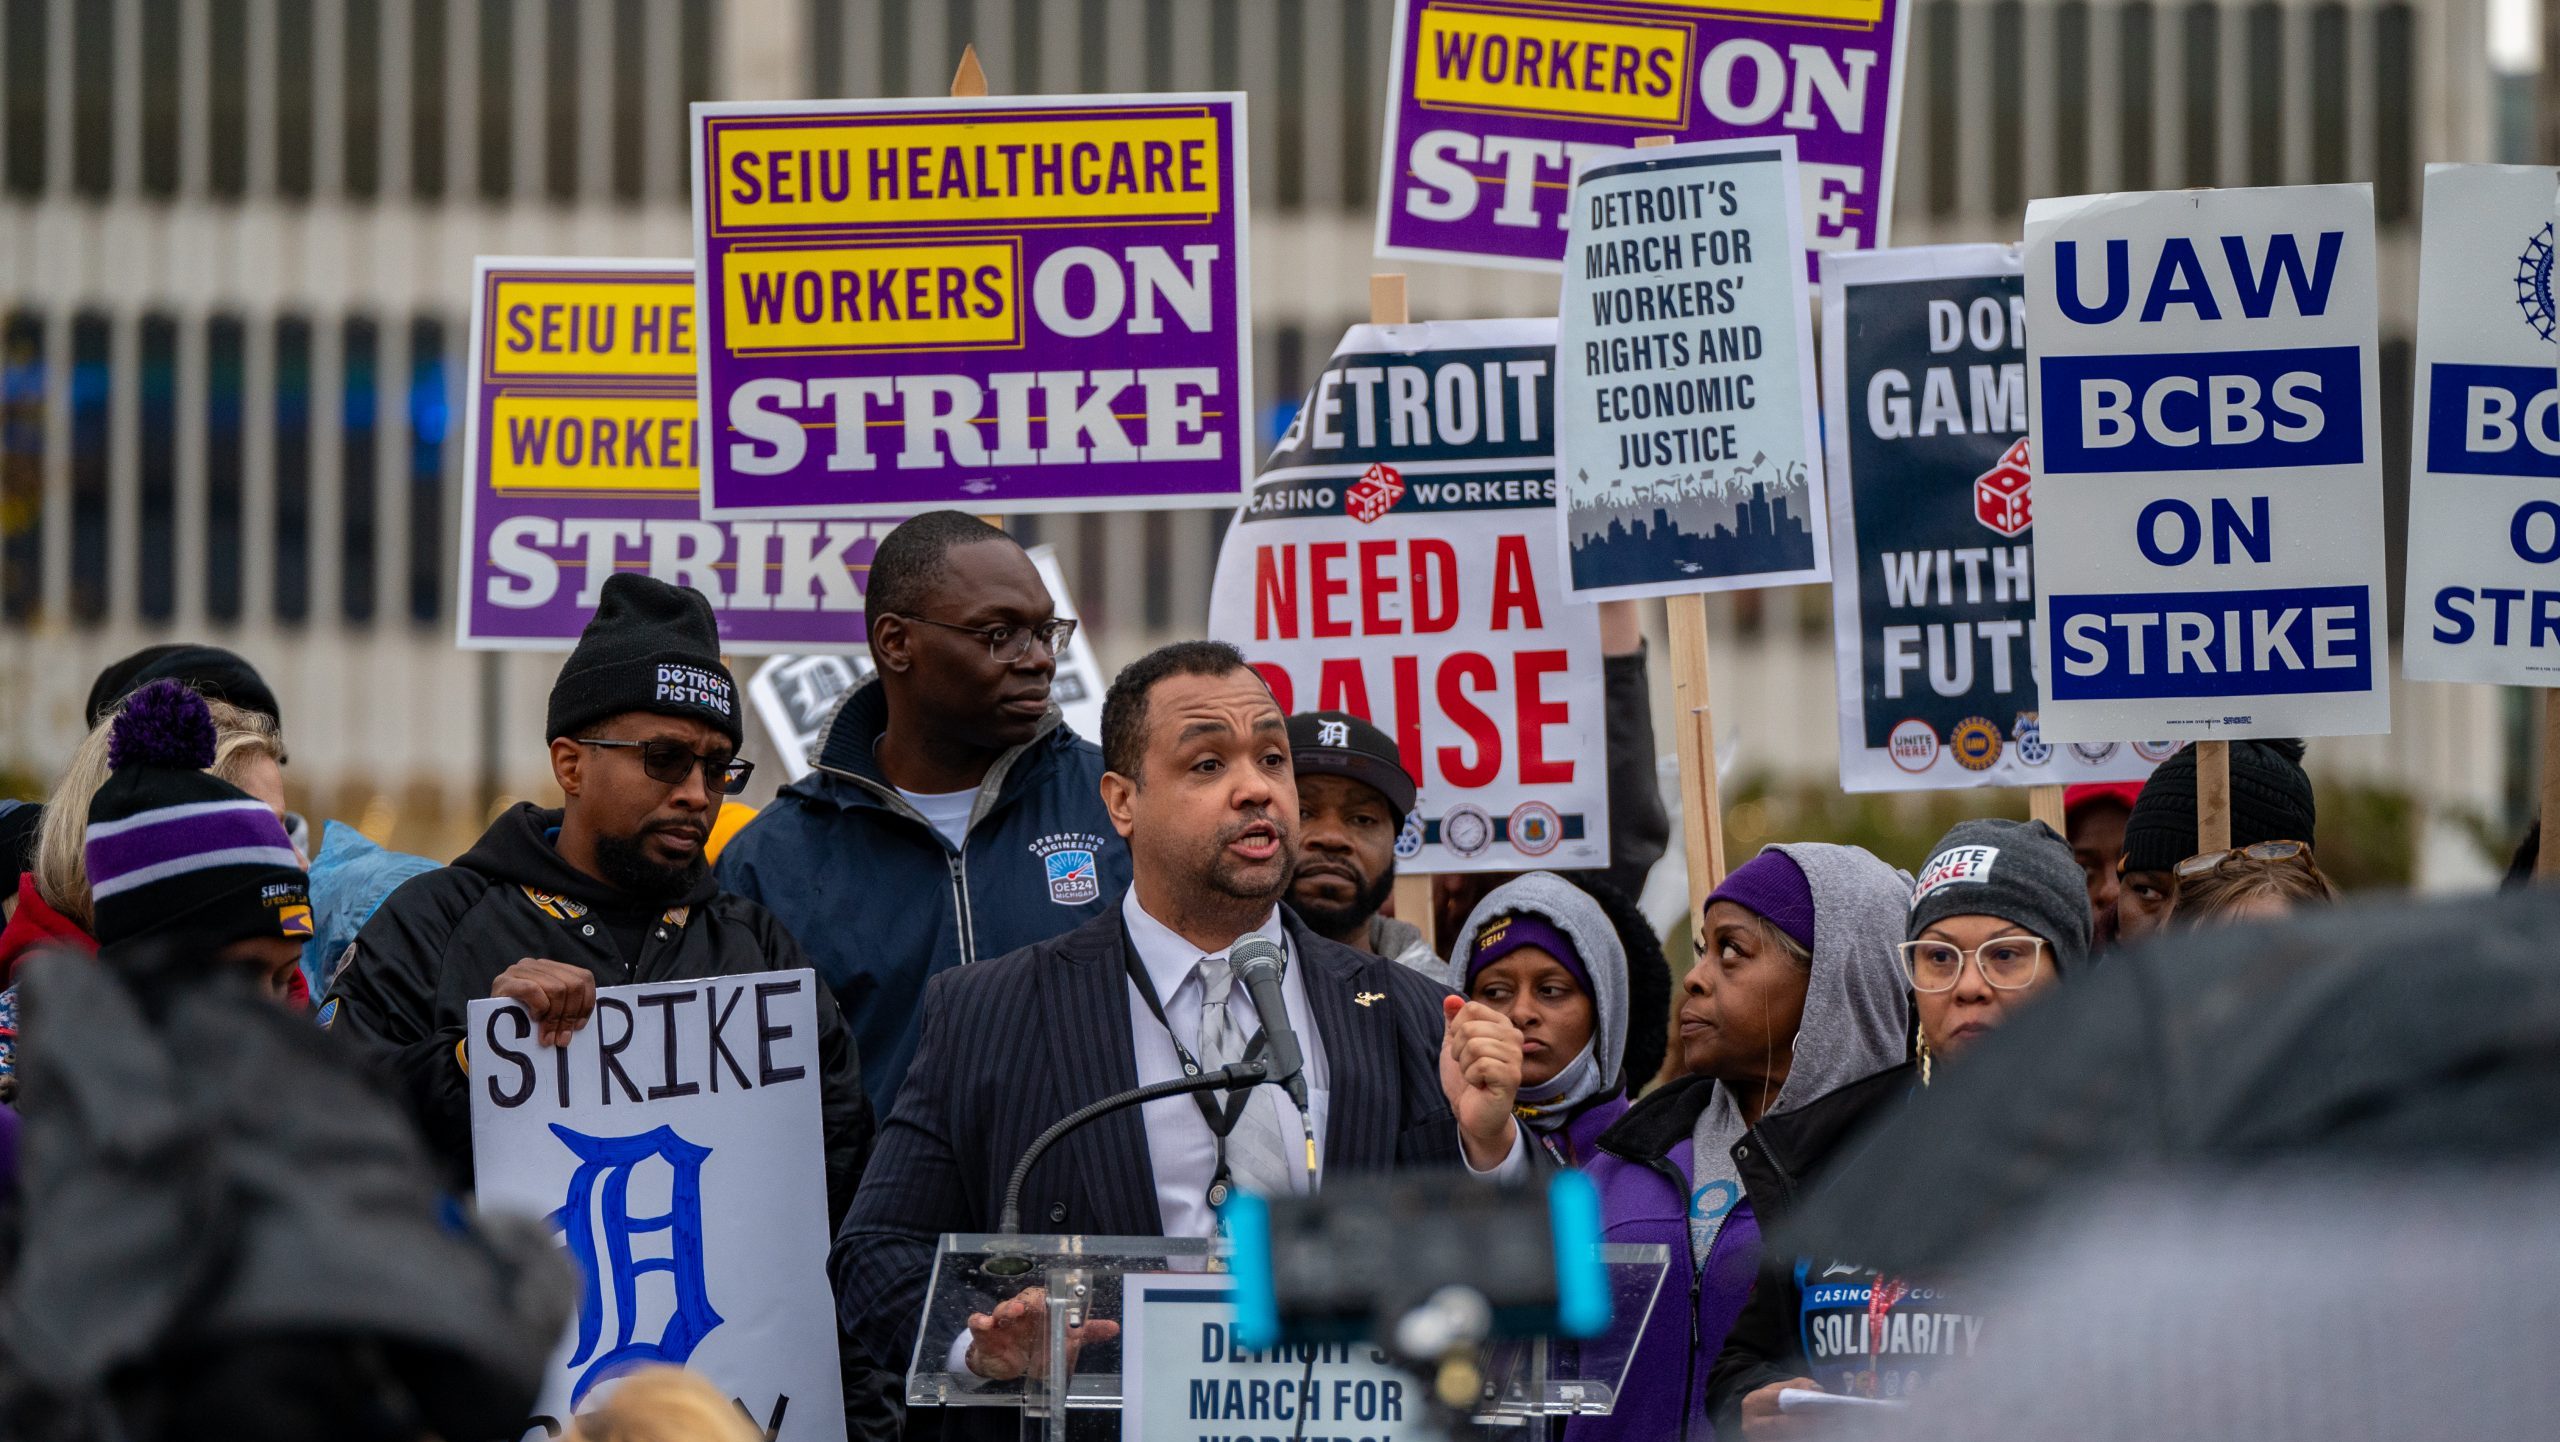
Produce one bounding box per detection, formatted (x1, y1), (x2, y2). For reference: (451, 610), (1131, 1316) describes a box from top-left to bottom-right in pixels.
(1354, 991), (1386, 1008)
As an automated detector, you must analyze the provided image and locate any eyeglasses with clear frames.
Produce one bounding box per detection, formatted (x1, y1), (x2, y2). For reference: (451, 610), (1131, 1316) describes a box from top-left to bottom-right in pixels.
(578, 738), (754, 796)
(893, 614), (1078, 664)
(1897, 935), (2050, 993)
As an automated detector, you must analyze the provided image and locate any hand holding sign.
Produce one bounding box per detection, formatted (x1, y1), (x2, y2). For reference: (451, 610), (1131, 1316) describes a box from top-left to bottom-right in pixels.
(490, 957), (597, 1046)
(964, 1285), (1123, 1384)
(1440, 994), (1523, 1170)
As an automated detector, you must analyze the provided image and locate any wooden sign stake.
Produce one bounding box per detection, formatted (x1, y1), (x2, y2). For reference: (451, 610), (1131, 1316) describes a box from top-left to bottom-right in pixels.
(1371, 271), (1439, 954)
(950, 45), (987, 98)
(2027, 784), (2066, 835)
(2195, 739), (2232, 856)
(2540, 693), (2560, 881)
(1617, 134), (1732, 918)
(951, 45), (1008, 535)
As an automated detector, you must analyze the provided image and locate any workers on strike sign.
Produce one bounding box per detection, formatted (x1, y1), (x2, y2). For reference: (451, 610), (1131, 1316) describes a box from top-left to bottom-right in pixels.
(689, 92), (1253, 519)
(457, 257), (887, 653)
(1375, 0), (1910, 277)
(1207, 318), (1611, 874)
(2024, 184), (2391, 743)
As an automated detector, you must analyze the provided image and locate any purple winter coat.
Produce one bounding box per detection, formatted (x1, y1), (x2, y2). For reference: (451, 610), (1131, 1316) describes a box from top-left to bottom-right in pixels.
(1566, 1075), (1764, 1442)
(1537, 1091), (1631, 1170)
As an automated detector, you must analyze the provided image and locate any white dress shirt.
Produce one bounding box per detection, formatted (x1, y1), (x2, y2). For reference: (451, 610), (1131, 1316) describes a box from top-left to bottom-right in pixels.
(1122, 889), (1333, 1238)
(1120, 888), (1526, 1239)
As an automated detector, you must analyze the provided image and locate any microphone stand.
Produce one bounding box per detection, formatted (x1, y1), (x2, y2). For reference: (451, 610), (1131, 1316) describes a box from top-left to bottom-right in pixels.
(992, 1059), (1277, 1245)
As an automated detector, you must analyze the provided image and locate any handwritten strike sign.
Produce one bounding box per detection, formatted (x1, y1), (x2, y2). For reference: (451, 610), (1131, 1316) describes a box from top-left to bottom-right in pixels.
(2025, 185), (2391, 742)
(1208, 317), (1609, 874)
(469, 971), (845, 1441)
(1376, 0), (1911, 277)
(458, 257), (885, 653)
(689, 93), (1254, 518)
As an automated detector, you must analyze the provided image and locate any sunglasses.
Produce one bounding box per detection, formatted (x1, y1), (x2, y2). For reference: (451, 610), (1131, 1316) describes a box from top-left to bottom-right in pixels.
(579, 738), (754, 796)
(2174, 840), (2312, 881)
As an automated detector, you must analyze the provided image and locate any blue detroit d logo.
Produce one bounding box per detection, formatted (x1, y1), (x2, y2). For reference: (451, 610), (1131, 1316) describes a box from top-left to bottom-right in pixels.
(548, 1124), (724, 1405)
(2516, 223), (2556, 342)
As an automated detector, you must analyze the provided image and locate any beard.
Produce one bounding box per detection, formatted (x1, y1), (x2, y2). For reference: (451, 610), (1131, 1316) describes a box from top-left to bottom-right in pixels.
(1193, 809), (1296, 906)
(1288, 857), (1396, 940)
(593, 823), (708, 904)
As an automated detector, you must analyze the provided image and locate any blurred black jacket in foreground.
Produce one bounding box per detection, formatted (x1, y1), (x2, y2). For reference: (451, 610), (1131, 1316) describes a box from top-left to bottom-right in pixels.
(1782, 886), (2560, 1277)
(0, 942), (572, 1442)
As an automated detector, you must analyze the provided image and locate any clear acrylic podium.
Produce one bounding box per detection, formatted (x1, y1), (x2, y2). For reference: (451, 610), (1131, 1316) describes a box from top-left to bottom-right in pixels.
(908, 1233), (1672, 1440)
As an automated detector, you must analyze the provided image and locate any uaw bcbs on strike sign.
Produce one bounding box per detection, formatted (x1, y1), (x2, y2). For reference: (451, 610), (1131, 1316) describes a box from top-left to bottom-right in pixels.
(2025, 184), (2390, 743)
(690, 92), (1254, 519)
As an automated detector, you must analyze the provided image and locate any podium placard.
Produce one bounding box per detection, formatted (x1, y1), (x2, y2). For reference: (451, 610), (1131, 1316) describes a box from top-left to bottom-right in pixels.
(1121, 1272), (1418, 1438)
(907, 1233), (1670, 1440)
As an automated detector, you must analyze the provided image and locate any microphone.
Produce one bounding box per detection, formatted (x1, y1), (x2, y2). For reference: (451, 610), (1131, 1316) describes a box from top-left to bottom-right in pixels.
(994, 1059), (1271, 1243)
(1228, 935), (1308, 1111)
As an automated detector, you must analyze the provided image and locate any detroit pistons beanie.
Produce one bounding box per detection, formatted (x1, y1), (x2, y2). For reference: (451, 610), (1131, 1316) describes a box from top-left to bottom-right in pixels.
(1908, 818), (2089, 976)
(2119, 738), (2316, 875)
(546, 574), (742, 747)
(84, 680), (311, 953)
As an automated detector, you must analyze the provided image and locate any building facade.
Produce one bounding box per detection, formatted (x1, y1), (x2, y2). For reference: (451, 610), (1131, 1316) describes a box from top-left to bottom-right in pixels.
(0, 0), (2510, 876)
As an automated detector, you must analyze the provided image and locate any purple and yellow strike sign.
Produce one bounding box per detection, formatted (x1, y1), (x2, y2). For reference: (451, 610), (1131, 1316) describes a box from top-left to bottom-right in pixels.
(458, 257), (884, 654)
(1376, 0), (1909, 278)
(689, 92), (1255, 519)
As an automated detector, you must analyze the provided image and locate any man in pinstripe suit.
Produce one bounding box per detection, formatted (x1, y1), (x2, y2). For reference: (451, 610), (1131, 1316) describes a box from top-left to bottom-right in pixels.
(831, 639), (1530, 1421)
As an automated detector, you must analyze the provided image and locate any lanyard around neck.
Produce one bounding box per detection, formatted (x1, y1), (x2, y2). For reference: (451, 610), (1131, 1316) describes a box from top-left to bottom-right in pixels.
(1117, 913), (1268, 1142)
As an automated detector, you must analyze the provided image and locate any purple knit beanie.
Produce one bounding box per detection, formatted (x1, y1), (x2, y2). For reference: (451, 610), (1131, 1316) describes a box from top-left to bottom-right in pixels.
(1706, 848), (1815, 953)
(1463, 912), (1592, 996)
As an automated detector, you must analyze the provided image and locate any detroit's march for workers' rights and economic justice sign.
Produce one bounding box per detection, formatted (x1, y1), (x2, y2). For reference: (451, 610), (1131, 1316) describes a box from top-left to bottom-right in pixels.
(1376, 0), (1909, 276)
(470, 972), (846, 1441)
(1208, 318), (1609, 874)
(690, 92), (1252, 519)
(2025, 184), (2392, 742)
(1556, 137), (1828, 600)
(2400, 165), (2560, 687)
(1821, 243), (2160, 791)
(458, 258), (885, 651)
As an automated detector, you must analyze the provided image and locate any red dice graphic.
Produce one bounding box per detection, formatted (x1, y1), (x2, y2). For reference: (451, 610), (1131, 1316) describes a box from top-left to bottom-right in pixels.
(1346, 462), (1407, 524)
(1974, 438), (2033, 538)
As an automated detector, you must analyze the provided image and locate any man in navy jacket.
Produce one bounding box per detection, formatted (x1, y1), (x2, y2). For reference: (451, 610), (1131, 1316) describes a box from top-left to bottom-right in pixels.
(717, 513), (1132, 1118)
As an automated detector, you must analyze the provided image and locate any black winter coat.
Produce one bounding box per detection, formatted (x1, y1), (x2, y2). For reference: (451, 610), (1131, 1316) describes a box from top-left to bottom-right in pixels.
(1705, 1062), (1917, 1432)
(325, 803), (874, 1225)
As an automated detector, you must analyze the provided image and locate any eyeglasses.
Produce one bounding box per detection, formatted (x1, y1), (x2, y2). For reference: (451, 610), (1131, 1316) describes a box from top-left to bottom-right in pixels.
(579, 738), (754, 796)
(893, 614), (1077, 664)
(2174, 840), (2311, 881)
(1897, 935), (2050, 993)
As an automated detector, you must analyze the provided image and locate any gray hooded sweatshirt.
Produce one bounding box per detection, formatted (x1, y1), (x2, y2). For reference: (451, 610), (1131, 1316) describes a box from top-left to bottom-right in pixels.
(1689, 842), (1913, 1262)
(1444, 872), (1630, 1122)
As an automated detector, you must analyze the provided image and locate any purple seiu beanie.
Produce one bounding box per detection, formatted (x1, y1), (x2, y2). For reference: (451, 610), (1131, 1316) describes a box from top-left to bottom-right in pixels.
(1462, 911), (1593, 996)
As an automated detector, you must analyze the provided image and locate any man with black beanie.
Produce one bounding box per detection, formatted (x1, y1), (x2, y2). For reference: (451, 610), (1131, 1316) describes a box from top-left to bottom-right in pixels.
(327, 575), (874, 1226)
(2113, 738), (2317, 943)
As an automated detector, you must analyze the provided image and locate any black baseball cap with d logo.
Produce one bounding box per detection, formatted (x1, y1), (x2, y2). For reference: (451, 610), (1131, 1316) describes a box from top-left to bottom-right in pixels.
(1286, 710), (1418, 824)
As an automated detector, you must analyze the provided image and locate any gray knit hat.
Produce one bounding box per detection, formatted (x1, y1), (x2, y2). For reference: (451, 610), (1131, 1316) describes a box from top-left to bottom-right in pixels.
(1907, 818), (2089, 976)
